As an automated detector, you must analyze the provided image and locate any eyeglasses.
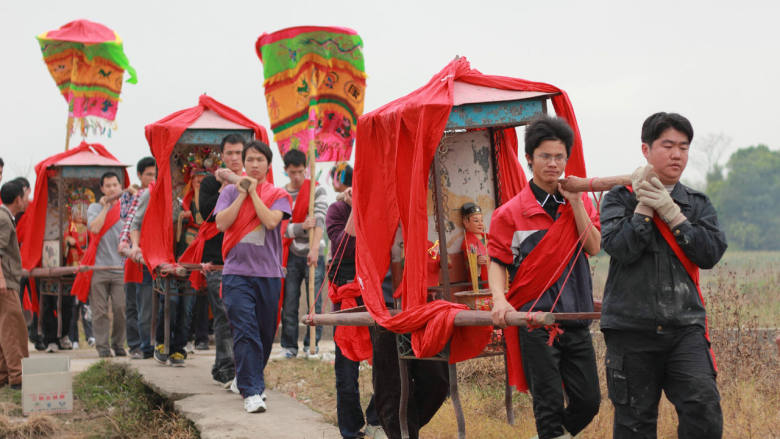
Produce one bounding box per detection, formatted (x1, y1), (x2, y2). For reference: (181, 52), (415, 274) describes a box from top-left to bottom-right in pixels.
(534, 153), (568, 163)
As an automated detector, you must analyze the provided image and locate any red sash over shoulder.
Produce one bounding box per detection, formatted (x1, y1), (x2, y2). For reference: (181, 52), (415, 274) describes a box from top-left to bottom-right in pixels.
(653, 215), (717, 371)
(502, 206), (581, 392)
(221, 181), (291, 260)
(72, 203), (121, 302)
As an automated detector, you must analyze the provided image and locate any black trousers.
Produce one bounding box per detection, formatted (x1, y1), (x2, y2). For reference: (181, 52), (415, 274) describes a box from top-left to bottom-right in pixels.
(603, 326), (722, 439)
(517, 326), (600, 439)
(40, 293), (74, 345)
(370, 326), (449, 439)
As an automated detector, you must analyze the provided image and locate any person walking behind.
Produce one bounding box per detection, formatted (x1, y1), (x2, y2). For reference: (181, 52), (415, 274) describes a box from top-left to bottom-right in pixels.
(179, 133), (245, 384)
(75, 172), (126, 357)
(120, 156), (156, 359)
(279, 149), (327, 359)
(0, 180), (30, 389)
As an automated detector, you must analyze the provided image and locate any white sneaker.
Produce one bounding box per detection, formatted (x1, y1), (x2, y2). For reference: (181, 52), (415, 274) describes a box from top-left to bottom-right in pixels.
(72, 342), (80, 350)
(46, 343), (58, 353)
(365, 424), (388, 439)
(87, 337), (96, 347)
(260, 391), (267, 401)
(229, 378), (240, 394)
(244, 394), (266, 413)
(185, 341), (195, 354)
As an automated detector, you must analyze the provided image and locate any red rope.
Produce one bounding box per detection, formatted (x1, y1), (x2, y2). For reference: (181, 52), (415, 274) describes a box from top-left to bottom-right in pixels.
(524, 219), (595, 345)
(306, 227), (352, 318)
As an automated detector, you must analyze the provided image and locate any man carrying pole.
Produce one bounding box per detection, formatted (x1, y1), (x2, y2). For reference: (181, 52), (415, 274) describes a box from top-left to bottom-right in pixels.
(600, 112), (727, 439)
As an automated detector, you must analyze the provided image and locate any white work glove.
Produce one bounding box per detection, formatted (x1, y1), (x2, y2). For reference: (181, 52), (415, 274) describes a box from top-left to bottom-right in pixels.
(635, 177), (685, 226)
(631, 165), (655, 216)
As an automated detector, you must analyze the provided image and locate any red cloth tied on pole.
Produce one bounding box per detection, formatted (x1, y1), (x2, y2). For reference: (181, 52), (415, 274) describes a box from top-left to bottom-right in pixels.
(71, 203), (120, 302)
(140, 95), (271, 273)
(17, 141), (129, 312)
(329, 281), (373, 362)
(178, 221), (219, 290)
(124, 259), (143, 283)
(353, 57), (587, 363)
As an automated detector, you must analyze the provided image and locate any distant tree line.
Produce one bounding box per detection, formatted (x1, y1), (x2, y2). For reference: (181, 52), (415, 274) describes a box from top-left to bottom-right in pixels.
(706, 144), (780, 250)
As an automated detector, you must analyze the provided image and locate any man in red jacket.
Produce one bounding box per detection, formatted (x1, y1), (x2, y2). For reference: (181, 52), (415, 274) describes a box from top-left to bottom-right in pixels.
(490, 117), (601, 439)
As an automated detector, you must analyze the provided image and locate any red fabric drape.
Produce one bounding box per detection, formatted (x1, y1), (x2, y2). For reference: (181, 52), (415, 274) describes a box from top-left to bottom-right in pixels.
(353, 57), (587, 363)
(178, 221), (219, 290)
(124, 259), (143, 283)
(140, 95), (271, 273)
(17, 141), (129, 311)
(329, 281), (373, 361)
(71, 203), (120, 302)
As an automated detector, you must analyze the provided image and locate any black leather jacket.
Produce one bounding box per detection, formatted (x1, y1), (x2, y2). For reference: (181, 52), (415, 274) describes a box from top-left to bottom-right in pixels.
(600, 183), (727, 332)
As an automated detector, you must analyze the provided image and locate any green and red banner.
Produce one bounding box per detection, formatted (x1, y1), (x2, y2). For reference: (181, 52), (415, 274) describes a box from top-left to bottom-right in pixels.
(256, 26), (365, 161)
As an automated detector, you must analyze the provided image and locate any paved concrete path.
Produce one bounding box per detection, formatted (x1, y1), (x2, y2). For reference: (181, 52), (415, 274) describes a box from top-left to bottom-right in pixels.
(28, 341), (341, 439)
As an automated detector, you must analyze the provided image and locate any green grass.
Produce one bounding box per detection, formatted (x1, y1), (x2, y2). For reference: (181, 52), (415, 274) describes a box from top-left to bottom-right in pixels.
(72, 361), (198, 438)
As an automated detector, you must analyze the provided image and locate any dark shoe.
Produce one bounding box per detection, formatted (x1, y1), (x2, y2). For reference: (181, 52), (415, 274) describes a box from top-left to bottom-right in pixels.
(34, 341), (46, 351)
(153, 345), (168, 365)
(195, 341), (209, 351)
(10, 383), (21, 390)
(168, 352), (185, 367)
(98, 350), (112, 358)
(114, 348), (127, 357)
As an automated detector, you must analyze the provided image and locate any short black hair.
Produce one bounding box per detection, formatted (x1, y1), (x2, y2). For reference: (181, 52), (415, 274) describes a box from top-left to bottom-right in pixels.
(1, 180), (23, 205)
(136, 156), (156, 175)
(0, 157), (4, 168)
(220, 134), (246, 153)
(100, 171), (120, 187)
(641, 112), (694, 146)
(242, 141), (273, 164)
(524, 116), (574, 157)
(10, 177), (29, 190)
(329, 163), (353, 187)
(283, 149), (307, 168)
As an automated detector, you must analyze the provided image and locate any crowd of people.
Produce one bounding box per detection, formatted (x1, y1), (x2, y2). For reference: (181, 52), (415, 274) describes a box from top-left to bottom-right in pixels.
(0, 110), (728, 439)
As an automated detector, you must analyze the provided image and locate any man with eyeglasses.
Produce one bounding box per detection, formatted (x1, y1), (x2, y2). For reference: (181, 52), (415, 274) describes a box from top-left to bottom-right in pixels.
(489, 116), (601, 439)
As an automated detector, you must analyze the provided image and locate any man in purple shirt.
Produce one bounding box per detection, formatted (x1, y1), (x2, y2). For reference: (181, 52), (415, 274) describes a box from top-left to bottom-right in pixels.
(214, 141), (291, 414)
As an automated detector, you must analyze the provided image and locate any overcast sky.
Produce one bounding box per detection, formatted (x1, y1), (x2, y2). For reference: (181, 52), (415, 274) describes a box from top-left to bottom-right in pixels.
(1, 0), (778, 190)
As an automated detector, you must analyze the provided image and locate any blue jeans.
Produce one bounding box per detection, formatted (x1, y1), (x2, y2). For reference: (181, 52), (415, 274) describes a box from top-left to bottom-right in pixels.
(125, 282), (140, 351)
(133, 267), (155, 355)
(222, 275), (280, 397)
(154, 277), (194, 355)
(280, 253), (324, 354)
(205, 271), (235, 382)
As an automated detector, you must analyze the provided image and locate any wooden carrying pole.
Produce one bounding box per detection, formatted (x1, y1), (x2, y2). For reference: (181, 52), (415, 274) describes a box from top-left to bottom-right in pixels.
(303, 310), (560, 327)
(306, 143), (317, 355)
(558, 175), (631, 193)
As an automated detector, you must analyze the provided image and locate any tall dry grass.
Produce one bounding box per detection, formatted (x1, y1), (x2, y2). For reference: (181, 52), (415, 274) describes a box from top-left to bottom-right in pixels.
(421, 251), (780, 438)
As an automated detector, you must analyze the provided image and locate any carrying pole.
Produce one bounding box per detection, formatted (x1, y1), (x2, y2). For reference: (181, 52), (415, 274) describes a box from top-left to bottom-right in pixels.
(307, 110), (318, 355)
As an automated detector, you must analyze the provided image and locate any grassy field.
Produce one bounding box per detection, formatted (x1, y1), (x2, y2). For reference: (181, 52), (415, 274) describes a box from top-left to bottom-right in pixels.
(0, 361), (197, 439)
(266, 249), (780, 438)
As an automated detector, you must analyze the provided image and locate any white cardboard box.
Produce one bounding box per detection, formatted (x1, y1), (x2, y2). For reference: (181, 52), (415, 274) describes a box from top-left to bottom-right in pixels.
(22, 356), (73, 415)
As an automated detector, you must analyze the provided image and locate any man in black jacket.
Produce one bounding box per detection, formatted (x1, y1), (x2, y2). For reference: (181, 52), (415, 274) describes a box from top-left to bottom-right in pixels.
(600, 112), (727, 439)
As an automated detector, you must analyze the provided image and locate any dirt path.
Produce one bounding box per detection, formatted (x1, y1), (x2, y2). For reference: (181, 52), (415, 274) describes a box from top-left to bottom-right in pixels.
(27, 342), (341, 439)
